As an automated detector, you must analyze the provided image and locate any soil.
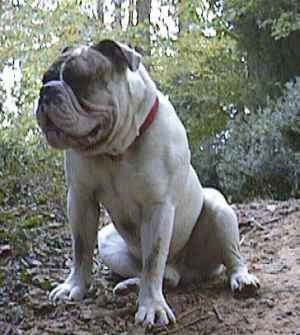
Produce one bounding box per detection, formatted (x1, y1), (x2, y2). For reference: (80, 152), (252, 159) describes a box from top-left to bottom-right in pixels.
(0, 199), (299, 335)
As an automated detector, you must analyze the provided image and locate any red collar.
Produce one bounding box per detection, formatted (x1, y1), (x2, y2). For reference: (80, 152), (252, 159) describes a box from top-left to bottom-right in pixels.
(137, 96), (159, 139)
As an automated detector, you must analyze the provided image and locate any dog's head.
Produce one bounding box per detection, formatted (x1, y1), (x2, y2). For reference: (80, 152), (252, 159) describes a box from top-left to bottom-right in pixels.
(36, 40), (143, 155)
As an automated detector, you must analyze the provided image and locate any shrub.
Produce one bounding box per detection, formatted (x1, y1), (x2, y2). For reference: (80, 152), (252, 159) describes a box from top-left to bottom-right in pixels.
(217, 77), (300, 201)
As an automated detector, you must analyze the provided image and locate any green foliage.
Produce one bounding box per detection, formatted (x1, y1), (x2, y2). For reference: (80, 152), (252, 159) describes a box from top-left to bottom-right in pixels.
(152, 32), (246, 151)
(0, 0), (299, 226)
(219, 0), (300, 107)
(222, 0), (300, 40)
(0, 112), (65, 202)
(192, 136), (222, 189)
(0, 1), (106, 211)
(0, 0), (243, 196)
(218, 77), (300, 201)
(272, 11), (300, 40)
(0, 1), (157, 255)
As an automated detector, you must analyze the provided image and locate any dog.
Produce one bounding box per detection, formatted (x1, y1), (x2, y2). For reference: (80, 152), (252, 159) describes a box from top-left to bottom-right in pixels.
(36, 40), (259, 327)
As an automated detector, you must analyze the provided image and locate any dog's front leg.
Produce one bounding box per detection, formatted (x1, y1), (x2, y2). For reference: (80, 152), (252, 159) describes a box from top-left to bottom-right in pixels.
(49, 187), (99, 301)
(136, 202), (176, 327)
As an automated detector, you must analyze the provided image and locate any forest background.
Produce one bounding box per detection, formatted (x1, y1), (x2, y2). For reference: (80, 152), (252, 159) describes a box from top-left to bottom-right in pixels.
(0, 1), (300, 333)
(0, 0), (299, 260)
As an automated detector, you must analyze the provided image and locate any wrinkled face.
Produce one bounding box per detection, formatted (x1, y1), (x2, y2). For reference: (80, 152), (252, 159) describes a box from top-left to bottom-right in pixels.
(36, 45), (117, 153)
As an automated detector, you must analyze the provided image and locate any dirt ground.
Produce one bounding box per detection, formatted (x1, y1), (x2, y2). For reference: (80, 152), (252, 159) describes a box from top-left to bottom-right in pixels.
(0, 199), (299, 335)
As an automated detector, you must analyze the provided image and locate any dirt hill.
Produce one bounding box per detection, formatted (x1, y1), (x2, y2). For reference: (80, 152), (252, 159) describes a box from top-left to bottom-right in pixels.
(0, 199), (299, 334)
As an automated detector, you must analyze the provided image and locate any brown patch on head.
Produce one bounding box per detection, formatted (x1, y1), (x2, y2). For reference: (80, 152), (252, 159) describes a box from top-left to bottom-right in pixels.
(92, 40), (141, 72)
(62, 47), (112, 98)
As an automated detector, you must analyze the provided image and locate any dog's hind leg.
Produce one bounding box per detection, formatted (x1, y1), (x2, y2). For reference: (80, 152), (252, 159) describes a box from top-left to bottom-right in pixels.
(98, 223), (140, 277)
(98, 223), (141, 294)
(182, 188), (259, 293)
(98, 224), (182, 294)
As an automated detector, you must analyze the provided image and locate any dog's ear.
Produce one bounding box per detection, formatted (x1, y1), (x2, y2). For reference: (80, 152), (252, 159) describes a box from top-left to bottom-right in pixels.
(61, 46), (72, 54)
(42, 47), (72, 84)
(92, 40), (141, 72)
(42, 60), (63, 84)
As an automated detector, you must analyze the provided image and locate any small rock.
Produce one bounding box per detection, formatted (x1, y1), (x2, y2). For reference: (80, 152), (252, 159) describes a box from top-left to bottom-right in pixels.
(261, 298), (275, 308)
(266, 205), (277, 212)
(48, 221), (63, 228)
(80, 309), (92, 321)
(264, 263), (288, 274)
(24, 256), (42, 267)
(104, 315), (115, 327)
(127, 325), (146, 335)
(0, 244), (11, 257)
(32, 275), (52, 290)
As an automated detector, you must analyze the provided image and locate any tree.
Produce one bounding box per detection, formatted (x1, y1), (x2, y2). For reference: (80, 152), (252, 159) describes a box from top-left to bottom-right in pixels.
(216, 0), (300, 107)
(136, 0), (150, 24)
(128, 0), (134, 26)
(97, 0), (104, 25)
(3, 0), (297, 202)
(113, 0), (123, 29)
(136, 0), (151, 47)
(218, 77), (300, 201)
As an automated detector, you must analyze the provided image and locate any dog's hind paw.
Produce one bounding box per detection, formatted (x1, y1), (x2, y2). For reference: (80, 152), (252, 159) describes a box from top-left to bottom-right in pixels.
(230, 266), (260, 296)
(113, 277), (140, 295)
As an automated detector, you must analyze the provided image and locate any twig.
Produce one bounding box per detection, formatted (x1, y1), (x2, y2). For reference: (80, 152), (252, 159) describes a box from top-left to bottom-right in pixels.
(239, 219), (268, 245)
(128, 325), (146, 335)
(250, 219), (267, 231)
(177, 305), (204, 321)
(261, 216), (282, 225)
(239, 234), (246, 246)
(4, 324), (13, 335)
(240, 216), (282, 229)
(277, 206), (300, 215)
(213, 305), (224, 323)
(113, 305), (136, 317)
(93, 305), (136, 319)
(155, 315), (211, 334)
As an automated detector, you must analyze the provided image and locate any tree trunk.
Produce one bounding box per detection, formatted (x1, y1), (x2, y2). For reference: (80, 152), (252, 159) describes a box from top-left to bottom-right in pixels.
(136, 0), (150, 25)
(113, 0), (122, 29)
(128, 0), (134, 27)
(178, 0), (189, 34)
(136, 0), (151, 52)
(97, 0), (104, 26)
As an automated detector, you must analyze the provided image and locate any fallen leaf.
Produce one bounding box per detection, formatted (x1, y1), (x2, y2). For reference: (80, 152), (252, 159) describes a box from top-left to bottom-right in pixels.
(0, 245), (11, 257)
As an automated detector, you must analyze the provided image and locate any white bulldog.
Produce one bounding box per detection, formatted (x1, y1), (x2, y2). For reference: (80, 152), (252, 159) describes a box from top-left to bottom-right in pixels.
(36, 40), (259, 327)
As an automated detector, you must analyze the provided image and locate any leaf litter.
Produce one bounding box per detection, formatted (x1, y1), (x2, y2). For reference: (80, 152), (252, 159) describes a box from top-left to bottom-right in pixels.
(0, 199), (299, 334)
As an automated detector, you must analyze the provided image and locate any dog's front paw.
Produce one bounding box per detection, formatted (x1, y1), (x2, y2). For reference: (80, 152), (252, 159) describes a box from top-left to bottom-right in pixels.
(49, 274), (87, 302)
(135, 296), (176, 327)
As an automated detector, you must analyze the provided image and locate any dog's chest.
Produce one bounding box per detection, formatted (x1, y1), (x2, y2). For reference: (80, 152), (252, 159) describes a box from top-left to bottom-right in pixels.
(98, 159), (143, 219)
(96, 157), (147, 250)
(68, 152), (150, 237)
